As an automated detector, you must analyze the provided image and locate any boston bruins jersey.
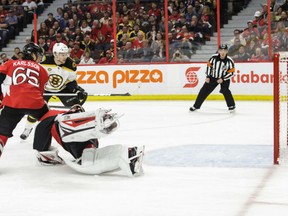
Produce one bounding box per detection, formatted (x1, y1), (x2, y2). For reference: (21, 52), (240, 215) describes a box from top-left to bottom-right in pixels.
(41, 55), (77, 92)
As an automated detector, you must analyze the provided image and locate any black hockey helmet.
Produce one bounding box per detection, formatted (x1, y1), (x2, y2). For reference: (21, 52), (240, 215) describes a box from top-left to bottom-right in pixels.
(22, 42), (44, 61)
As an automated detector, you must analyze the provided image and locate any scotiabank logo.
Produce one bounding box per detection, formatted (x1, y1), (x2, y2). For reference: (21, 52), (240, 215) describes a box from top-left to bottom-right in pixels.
(232, 70), (288, 84)
(183, 67), (200, 88)
(77, 69), (163, 88)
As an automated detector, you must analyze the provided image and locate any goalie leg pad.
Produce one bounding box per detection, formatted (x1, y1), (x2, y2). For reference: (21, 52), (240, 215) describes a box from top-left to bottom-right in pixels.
(65, 145), (145, 177)
(65, 145), (124, 175)
(119, 146), (145, 177)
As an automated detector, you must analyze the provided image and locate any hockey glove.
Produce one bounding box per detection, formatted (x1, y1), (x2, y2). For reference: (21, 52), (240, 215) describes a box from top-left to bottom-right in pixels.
(76, 86), (88, 100)
(75, 86), (88, 105)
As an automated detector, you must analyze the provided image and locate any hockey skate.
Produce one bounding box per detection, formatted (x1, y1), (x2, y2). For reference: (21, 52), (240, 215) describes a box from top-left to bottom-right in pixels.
(189, 106), (198, 112)
(20, 128), (33, 140)
(36, 146), (64, 166)
(228, 106), (236, 113)
(128, 146), (145, 176)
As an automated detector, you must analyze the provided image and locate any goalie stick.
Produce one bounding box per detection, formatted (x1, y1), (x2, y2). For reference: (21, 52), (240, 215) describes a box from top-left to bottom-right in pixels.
(44, 92), (131, 97)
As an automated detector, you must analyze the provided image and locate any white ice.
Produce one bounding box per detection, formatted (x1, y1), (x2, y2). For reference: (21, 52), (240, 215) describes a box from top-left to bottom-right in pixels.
(1, 100), (288, 216)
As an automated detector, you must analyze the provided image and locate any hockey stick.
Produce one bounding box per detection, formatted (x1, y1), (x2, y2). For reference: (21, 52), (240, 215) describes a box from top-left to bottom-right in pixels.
(44, 92), (131, 97)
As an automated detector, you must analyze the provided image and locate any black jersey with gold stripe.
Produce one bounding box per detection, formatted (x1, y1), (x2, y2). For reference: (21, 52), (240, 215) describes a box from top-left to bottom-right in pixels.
(41, 55), (77, 92)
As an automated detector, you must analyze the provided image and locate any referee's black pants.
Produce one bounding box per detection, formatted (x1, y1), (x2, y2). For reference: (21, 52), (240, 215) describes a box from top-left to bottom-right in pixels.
(193, 77), (235, 109)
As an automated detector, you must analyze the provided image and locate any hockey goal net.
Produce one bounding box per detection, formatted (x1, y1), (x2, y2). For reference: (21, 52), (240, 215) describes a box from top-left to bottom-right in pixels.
(274, 52), (288, 165)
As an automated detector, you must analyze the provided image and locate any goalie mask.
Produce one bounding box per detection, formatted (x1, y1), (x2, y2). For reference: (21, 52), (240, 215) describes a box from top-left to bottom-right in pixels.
(56, 108), (122, 143)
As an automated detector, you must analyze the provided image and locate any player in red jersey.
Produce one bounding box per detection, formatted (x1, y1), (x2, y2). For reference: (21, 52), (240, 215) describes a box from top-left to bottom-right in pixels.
(0, 43), (49, 158)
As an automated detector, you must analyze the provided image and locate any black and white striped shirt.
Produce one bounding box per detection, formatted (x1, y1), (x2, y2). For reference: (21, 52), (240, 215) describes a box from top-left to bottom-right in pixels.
(206, 54), (235, 80)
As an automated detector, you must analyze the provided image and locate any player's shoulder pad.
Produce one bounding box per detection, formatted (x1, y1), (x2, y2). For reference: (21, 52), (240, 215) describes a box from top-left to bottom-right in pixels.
(41, 55), (54, 64)
(64, 57), (77, 71)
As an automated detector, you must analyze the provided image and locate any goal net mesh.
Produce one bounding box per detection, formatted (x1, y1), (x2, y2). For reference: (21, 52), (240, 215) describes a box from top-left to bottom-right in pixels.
(277, 52), (288, 165)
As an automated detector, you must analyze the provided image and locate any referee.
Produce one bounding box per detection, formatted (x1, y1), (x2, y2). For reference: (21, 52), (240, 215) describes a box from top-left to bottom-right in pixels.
(189, 44), (236, 112)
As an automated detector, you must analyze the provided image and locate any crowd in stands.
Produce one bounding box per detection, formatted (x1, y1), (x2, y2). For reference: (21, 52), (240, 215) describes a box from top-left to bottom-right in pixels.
(0, 0), (50, 51)
(1, 0), (220, 64)
(2, 0), (287, 64)
(228, 0), (288, 61)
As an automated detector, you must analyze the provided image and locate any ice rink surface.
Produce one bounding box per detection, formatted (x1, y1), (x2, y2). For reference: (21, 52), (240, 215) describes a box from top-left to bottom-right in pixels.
(1, 100), (288, 216)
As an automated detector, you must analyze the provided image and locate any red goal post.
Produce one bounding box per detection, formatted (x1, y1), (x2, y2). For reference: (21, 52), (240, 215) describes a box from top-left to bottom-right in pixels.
(274, 52), (288, 165)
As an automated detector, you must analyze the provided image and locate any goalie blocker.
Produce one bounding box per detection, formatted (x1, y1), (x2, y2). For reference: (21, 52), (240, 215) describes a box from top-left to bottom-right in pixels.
(33, 105), (144, 177)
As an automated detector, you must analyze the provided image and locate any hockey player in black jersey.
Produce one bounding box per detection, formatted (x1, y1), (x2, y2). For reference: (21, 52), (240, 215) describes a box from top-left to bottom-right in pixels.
(20, 42), (88, 140)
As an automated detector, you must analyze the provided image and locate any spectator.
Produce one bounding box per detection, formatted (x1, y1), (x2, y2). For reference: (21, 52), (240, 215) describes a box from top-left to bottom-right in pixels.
(25, 36), (31, 44)
(116, 25), (130, 42)
(233, 45), (250, 61)
(252, 10), (267, 37)
(228, 37), (242, 58)
(171, 49), (190, 62)
(37, 22), (49, 39)
(11, 3), (25, 31)
(5, 9), (18, 39)
(71, 27), (84, 42)
(44, 12), (56, 29)
(246, 39), (258, 57)
(80, 34), (95, 53)
(35, 0), (44, 14)
(38, 35), (49, 54)
(70, 41), (84, 64)
(48, 33), (67, 53)
(99, 11), (110, 25)
(91, 20), (112, 52)
(178, 1), (187, 14)
(134, 39), (154, 62)
(151, 40), (166, 62)
(270, 0), (281, 14)
(79, 50), (95, 64)
(83, 12), (93, 27)
(68, 18), (76, 33)
(80, 19), (92, 35)
(52, 20), (63, 34)
(229, 29), (246, 47)
(129, 23), (145, 42)
(249, 47), (266, 61)
(185, 5), (196, 23)
(0, 53), (9, 64)
(188, 15), (204, 45)
(55, 7), (65, 29)
(180, 38), (193, 59)
(168, 8), (180, 25)
(22, 0), (37, 23)
(11, 47), (21, 60)
(98, 49), (116, 64)
(242, 20), (260, 42)
(62, 12), (70, 29)
(119, 41), (135, 62)
(148, 2), (161, 20)
(192, 0), (204, 19)
(132, 31), (145, 49)
(278, 10), (288, 27)
(151, 32), (164, 53)
(280, 0), (288, 11)
(0, 14), (8, 49)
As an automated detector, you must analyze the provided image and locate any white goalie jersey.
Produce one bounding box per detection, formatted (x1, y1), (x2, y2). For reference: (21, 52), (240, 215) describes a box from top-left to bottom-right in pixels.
(41, 55), (77, 92)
